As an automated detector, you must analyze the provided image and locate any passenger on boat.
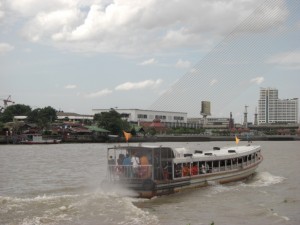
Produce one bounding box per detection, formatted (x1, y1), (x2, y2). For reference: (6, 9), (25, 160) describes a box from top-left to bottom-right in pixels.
(117, 154), (125, 165)
(131, 152), (140, 177)
(116, 154), (125, 174)
(182, 163), (191, 177)
(200, 163), (206, 174)
(108, 156), (115, 173)
(139, 154), (151, 179)
(192, 162), (198, 175)
(122, 154), (132, 177)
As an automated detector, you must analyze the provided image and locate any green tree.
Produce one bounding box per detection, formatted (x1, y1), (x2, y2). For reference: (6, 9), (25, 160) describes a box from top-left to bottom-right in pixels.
(27, 106), (57, 129)
(0, 104), (31, 123)
(94, 109), (130, 135)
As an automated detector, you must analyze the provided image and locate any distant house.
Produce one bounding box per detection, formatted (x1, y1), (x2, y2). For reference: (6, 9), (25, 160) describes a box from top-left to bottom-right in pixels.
(56, 112), (93, 124)
(140, 119), (168, 134)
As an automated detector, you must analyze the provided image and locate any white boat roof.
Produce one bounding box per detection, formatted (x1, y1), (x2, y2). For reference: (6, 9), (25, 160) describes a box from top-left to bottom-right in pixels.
(173, 145), (261, 161)
(109, 144), (261, 161)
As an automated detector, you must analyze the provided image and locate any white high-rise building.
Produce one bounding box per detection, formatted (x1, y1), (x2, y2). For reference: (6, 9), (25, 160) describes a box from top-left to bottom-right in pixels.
(258, 88), (298, 124)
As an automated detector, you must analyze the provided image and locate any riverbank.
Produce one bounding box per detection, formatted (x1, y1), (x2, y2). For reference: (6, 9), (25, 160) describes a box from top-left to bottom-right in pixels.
(126, 135), (300, 142)
(1, 134), (299, 144)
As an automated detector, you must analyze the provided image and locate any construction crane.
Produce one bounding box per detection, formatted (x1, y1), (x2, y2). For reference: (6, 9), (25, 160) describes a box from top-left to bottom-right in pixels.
(0, 95), (15, 112)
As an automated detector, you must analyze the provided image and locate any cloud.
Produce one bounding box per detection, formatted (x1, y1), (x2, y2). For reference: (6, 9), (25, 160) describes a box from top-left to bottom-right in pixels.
(210, 79), (218, 86)
(175, 59), (192, 69)
(64, 84), (77, 89)
(139, 58), (157, 66)
(85, 89), (113, 98)
(266, 51), (300, 70)
(0, 43), (14, 54)
(0, 1), (4, 20)
(250, 77), (264, 84)
(3, 0), (289, 54)
(115, 79), (163, 91)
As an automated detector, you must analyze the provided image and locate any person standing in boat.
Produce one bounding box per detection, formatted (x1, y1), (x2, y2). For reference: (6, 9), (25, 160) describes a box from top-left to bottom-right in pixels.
(131, 152), (140, 177)
(122, 154), (132, 177)
(140, 154), (151, 179)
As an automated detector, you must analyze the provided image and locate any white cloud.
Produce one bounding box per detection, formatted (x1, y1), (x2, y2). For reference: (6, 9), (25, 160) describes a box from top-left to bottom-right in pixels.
(115, 79), (163, 91)
(3, 0), (288, 54)
(210, 79), (218, 86)
(0, 43), (14, 54)
(175, 59), (192, 69)
(85, 89), (113, 98)
(64, 84), (77, 89)
(139, 58), (157, 66)
(266, 51), (300, 70)
(250, 77), (264, 85)
(23, 9), (83, 42)
(0, 1), (4, 20)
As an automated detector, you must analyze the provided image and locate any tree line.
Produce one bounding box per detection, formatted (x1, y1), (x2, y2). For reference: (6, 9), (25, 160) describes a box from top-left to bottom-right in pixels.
(0, 104), (130, 136)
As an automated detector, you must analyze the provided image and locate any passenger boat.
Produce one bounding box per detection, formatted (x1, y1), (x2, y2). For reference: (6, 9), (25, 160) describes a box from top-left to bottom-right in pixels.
(104, 143), (263, 198)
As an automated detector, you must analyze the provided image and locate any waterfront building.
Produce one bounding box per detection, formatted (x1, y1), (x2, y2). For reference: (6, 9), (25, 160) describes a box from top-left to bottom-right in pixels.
(187, 117), (230, 129)
(258, 88), (298, 124)
(92, 108), (187, 126)
(56, 112), (94, 123)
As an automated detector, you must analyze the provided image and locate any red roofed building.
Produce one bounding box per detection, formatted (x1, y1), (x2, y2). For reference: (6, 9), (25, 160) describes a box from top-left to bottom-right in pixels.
(140, 119), (168, 134)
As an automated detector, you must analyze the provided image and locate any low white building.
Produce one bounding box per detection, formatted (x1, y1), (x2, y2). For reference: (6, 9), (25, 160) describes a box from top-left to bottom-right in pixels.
(187, 117), (230, 128)
(56, 112), (93, 122)
(92, 108), (187, 124)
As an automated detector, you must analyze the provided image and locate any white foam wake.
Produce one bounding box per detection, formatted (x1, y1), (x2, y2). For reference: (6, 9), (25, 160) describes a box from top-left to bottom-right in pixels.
(242, 171), (286, 187)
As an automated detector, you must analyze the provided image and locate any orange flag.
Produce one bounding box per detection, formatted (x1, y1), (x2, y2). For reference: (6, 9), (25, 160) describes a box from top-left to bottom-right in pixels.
(235, 135), (240, 145)
(123, 131), (132, 142)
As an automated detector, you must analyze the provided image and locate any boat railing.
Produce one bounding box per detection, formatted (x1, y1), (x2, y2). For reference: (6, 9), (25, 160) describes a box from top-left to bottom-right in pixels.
(107, 165), (153, 181)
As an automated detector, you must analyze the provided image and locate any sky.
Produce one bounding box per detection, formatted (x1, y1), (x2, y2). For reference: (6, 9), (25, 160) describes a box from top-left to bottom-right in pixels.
(0, 0), (299, 123)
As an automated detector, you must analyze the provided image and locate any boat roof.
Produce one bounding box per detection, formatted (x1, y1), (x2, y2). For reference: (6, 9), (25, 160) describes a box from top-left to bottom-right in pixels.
(108, 144), (261, 160)
(174, 145), (259, 155)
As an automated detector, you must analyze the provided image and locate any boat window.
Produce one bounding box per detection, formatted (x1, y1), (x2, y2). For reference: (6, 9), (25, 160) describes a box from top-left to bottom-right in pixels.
(205, 153), (213, 156)
(213, 161), (220, 172)
(158, 148), (175, 159)
(195, 150), (203, 154)
(174, 163), (182, 178)
(232, 158), (237, 165)
(213, 161), (219, 168)
(206, 161), (212, 173)
(226, 159), (232, 170)
(238, 158), (243, 164)
(248, 154), (252, 161)
(199, 162), (206, 174)
(220, 160), (225, 171)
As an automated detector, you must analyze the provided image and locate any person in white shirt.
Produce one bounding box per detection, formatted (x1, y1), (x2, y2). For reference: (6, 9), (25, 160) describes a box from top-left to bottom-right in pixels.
(131, 152), (140, 177)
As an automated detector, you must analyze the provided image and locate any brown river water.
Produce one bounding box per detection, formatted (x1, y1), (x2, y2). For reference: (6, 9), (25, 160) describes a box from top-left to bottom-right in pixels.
(0, 141), (299, 225)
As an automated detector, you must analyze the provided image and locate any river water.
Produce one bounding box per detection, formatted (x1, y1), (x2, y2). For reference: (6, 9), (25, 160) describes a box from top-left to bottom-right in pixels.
(0, 141), (299, 225)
